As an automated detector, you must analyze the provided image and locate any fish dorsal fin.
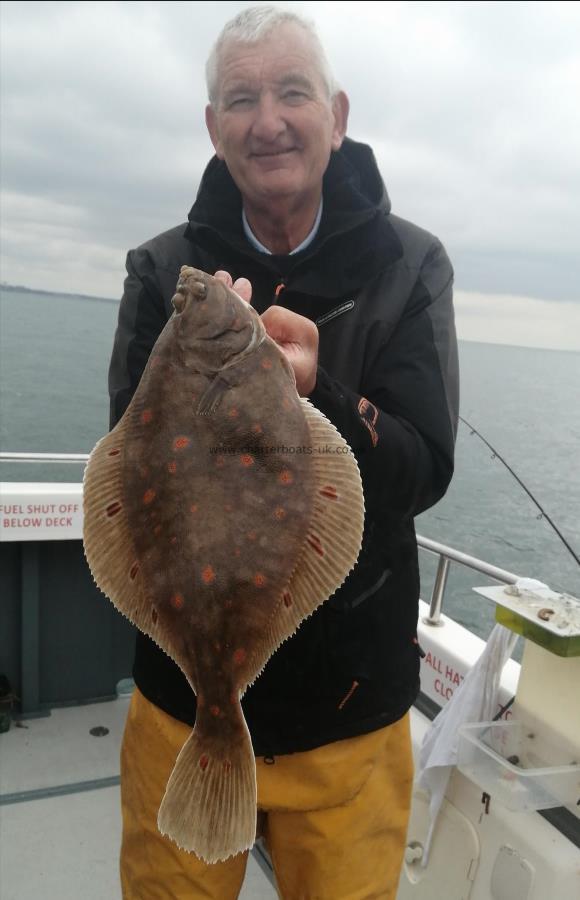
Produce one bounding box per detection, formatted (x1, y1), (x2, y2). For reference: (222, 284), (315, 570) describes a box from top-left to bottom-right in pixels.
(245, 398), (365, 689)
(82, 418), (174, 660)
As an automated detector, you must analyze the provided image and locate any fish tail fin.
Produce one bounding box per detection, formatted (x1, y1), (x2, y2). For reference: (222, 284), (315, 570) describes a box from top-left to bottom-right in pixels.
(157, 700), (256, 863)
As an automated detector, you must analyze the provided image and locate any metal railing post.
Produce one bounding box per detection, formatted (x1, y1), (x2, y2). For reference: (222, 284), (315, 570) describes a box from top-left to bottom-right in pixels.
(424, 554), (450, 626)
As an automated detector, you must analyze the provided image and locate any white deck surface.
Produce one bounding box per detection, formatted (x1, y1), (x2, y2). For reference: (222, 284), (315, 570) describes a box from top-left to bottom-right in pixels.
(0, 694), (277, 900)
(3, 643), (579, 899)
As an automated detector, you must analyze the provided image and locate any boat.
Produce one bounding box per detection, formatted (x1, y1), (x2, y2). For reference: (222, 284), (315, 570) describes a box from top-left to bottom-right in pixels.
(1, 454), (579, 899)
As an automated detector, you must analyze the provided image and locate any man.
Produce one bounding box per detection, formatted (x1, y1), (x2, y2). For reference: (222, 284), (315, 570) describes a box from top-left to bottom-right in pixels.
(110, 6), (459, 899)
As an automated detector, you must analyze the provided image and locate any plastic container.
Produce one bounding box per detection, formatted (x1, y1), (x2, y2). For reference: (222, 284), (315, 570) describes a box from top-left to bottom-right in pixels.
(457, 720), (580, 811)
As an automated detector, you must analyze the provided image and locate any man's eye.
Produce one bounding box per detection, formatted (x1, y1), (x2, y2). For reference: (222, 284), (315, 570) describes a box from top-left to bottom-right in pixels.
(228, 97), (253, 109)
(283, 90), (307, 102)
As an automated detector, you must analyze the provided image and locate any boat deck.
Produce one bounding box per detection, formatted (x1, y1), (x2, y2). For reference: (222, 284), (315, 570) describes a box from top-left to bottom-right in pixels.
(0, 693), (277, 899)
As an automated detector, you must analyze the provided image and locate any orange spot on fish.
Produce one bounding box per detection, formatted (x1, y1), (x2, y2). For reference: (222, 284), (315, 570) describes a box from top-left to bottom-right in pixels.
(233, 649), (247, 665)
(199, 754), (209, 771)
(224, 504), (233, 512)
(173, 436), (190, 451)
(246, 531), (257, 541)
(170, 592), (184, 610)
(141, 409), (153, 425)
(139, 465), (149, 478)
(129, 562), (140, 580)
(108, 448), (120, 457)
(106, 501), (122, 517)
(143, 489), (156, 505)
(261, 358), (273, 370)
(223, 760), (232, 774)
(215, 456), (225, 468)
(190, 504), (198, 513)
(170, 536), (177, 545)
(283, 591), (293, 608)
(202, 565), (215, 584)
(168, 461), (177, 474)
(254, 573), (266, 588)
(240, 454), (254, 467)
(214, 642), (222, 653)
(274, 507), (286, 520)
(234, 548), (241, 557)
(228, 407), (239, 418)
(210, 705), (221, 717)
(279, 469), (293, 484)
(252, 423), (263, 434)
(320, 486), (338, 500)
(153, 524), (162, 536)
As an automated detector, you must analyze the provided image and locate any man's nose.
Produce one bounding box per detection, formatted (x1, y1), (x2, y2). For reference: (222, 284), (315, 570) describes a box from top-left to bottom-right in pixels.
(251, 94), (286, 142)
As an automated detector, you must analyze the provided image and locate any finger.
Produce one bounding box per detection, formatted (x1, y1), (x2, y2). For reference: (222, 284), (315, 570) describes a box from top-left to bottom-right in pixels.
(262, 306), (318, 347)
(214, 270), (233, 288)
(232, 277), (252, 304)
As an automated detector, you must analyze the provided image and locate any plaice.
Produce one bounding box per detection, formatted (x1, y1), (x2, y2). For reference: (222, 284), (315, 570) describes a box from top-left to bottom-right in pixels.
(83, 266), (364, 862)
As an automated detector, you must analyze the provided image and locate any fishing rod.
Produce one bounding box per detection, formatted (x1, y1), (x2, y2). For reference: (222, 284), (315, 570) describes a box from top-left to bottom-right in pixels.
(459, 415), (580, 568)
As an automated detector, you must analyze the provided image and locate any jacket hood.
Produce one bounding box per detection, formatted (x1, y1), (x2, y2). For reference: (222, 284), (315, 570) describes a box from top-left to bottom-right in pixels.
(184, 136), (402, 299)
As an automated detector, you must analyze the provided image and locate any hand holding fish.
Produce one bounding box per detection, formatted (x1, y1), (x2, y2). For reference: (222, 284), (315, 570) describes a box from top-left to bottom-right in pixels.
(260, 306), (319, 396)
(214, 270), (319, 396)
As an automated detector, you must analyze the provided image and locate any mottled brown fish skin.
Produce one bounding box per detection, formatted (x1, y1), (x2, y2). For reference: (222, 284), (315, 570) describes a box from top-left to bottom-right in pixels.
(123, 268), (314, 706)
(84, 266), (364, 861)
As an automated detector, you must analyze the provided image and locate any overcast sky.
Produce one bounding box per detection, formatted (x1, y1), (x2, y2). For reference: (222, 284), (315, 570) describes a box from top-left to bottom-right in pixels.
(1, 0), (579, 349)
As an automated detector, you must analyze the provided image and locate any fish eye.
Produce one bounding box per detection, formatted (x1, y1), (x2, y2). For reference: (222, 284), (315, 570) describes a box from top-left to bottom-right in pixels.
(172, 290), (186, 313)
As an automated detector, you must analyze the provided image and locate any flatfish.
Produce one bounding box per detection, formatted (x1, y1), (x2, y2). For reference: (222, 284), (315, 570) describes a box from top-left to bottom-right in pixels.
(83, 266), (364, 862)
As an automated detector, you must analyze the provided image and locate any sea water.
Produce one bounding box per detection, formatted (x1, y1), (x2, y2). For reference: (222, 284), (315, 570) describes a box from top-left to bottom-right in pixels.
(1, 287), (579, 641)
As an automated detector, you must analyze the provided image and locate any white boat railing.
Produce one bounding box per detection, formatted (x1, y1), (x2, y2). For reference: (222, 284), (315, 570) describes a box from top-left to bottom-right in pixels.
(419, 535), (519, 624)
(0, 450), (521, 622)
(0, 452), (90, 464)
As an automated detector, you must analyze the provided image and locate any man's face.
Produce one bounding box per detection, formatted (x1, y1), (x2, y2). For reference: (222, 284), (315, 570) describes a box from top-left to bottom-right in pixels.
(206, 24), (349, 210)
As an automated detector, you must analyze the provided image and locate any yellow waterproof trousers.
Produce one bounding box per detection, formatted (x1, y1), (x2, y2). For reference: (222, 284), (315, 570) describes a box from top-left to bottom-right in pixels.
(120, 688), (413, 900)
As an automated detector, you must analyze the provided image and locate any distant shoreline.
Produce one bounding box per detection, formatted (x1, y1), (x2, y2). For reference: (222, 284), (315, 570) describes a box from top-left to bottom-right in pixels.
(2, 282), (578, 355)
(0, 282), (116, 303)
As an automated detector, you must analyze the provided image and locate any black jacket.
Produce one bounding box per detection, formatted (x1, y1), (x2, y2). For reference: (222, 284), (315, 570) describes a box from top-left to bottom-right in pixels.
(109, 138), (459, 756)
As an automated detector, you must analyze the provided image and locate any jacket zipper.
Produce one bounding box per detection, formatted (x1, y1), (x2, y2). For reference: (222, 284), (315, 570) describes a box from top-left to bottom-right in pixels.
(337, 679), (360, 710)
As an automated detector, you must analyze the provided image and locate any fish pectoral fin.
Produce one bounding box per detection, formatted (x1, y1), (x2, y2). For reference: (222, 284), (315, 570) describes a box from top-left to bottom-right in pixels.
(157, 700), (256, 863)
(196, 374), (233, 415)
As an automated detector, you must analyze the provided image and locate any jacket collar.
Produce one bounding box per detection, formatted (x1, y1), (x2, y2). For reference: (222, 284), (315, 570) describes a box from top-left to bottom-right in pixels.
(184, 137), (403, 299)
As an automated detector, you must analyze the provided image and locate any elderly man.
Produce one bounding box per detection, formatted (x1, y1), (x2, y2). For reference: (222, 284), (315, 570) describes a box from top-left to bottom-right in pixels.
(110, 5), (458, 899)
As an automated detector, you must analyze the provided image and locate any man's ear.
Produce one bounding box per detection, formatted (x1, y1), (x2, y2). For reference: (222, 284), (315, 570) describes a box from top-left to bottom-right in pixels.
(205, 104), (224, 159)
(330, 91), (350, 151)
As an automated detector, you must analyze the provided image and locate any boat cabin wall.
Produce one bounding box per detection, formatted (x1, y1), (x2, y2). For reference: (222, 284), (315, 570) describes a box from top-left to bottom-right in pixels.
(0, 540), (135, 718)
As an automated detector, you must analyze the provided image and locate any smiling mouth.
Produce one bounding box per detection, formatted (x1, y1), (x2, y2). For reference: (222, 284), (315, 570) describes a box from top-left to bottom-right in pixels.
(250, 148), (297, 158)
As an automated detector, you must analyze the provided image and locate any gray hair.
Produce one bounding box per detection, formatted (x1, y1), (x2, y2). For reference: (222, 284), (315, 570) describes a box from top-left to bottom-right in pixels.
(205, 5), (339, 106)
